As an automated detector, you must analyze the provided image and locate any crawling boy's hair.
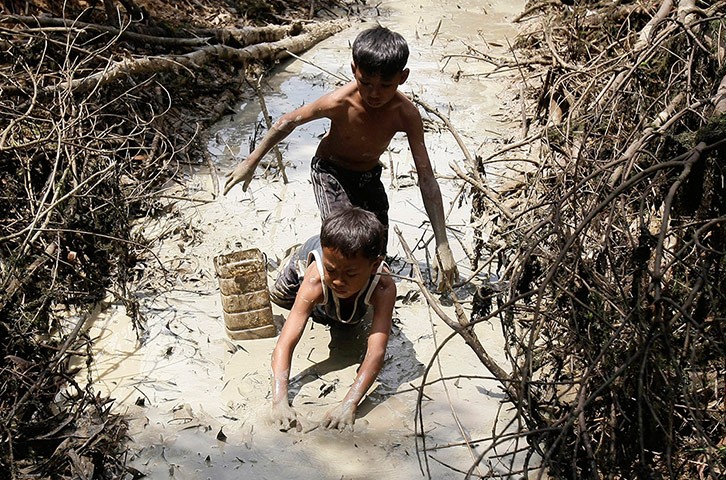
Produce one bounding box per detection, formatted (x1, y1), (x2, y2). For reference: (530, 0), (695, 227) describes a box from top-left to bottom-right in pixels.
(352, 25), (409, 78)
(320, 207), (385, 261)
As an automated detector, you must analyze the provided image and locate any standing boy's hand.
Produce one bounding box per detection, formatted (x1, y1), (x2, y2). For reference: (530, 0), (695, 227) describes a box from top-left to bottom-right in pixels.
(223, 159), (255, 195)
(270, 401), (301, 432)
(320, 400), (356, 431)
(434, 242), (458, 291)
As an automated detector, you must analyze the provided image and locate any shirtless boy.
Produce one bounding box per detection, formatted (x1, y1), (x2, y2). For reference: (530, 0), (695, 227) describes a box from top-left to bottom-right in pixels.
(224, 25), (458, 288)
(269, 207), (396, 431)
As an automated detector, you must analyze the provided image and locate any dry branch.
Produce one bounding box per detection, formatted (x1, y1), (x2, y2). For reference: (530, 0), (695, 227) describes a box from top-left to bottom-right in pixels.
(513, 0), (561, 24)
(465, 2), (726, 477)
(395, 225), (517, 477)
(714, 73), (726, 114)
(410, 95), (514, 222)
(411, 95), (479, 180)
(634, 0), (674, 51)
(254, 74), (288, 184)
(395, 226), (514, 394)
(1, 242), (57, 309)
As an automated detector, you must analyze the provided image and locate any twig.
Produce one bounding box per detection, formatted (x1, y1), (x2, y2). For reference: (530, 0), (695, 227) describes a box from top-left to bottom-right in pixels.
(430, 19), (442, 47)
(284, 49), (351, 83)
(395, 226), (514, 390)
(411, 94), (481, 182)
(254, 74), (288, 184)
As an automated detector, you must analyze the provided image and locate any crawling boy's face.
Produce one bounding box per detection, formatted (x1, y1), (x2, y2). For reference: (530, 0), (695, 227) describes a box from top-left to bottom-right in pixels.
(351, 63), (409, 110)
(321, 246), (381, 299)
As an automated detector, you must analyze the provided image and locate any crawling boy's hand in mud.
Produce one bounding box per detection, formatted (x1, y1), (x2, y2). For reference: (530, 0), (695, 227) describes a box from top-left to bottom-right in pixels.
(270, 401), (301, 432)
(320, 399), (357, 431)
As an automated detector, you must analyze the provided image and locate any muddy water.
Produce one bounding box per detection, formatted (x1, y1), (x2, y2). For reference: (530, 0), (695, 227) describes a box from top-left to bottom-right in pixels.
(79, 1), (530, 479)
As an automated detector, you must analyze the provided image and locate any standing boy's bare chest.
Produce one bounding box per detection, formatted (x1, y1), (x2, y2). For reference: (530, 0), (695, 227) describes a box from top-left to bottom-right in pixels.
(333, 108), (401, 150)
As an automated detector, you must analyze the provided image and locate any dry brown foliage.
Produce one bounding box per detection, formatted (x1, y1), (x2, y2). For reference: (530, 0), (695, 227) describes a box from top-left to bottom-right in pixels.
(0, 0), (351, 478)
(442, 1), (726, 478)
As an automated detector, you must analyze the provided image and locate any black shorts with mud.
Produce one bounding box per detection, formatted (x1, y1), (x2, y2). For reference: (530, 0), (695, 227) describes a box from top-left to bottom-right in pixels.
(310, 156), (389, 243)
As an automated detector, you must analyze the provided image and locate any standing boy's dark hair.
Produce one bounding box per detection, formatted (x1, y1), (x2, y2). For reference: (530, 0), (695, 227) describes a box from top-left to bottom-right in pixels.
(320, 207), (385, 261)
(352, 26), (409, 78)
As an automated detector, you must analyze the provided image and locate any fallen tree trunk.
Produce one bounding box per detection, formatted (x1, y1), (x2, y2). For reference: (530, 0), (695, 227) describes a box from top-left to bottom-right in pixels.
(48, 19), (347, 93)
(2, 14), (307, 48)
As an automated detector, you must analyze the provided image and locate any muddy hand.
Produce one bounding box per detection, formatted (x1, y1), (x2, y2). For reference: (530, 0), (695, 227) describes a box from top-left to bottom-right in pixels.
(223, 160), (254, 195)
(270, 402), (301, 432)
(434, 243), (458, 291)
(320, 402), (355, 431)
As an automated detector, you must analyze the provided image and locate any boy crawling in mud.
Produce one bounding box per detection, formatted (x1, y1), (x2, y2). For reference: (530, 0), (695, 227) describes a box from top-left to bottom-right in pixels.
(224, 25), (457, 289)
(268, 207), (396, 431)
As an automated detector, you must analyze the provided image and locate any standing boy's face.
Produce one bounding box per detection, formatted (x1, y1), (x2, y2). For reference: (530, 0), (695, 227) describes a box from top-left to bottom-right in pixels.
(321, 247), (381, 299)
(351, 63), (409, 109)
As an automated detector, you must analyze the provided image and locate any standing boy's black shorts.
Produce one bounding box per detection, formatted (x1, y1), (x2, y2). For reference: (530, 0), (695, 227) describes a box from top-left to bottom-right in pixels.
(310, 156), (389, 236)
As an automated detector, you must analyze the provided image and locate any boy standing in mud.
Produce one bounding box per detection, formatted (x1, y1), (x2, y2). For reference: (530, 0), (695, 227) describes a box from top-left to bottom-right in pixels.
(224, 25), (458, 289)
(268, 207), (396, 431)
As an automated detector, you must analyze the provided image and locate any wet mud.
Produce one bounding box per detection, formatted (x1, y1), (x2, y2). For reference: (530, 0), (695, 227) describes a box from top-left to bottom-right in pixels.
(78, 1), (528, 478)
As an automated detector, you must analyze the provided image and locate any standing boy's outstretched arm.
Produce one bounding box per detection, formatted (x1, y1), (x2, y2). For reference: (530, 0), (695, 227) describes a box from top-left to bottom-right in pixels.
(223, 93), (335, 195)
(404, 106), (459, 290)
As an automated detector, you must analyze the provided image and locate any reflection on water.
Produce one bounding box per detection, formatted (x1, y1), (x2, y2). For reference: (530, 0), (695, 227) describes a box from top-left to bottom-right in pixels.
(206, 72), (332, 173)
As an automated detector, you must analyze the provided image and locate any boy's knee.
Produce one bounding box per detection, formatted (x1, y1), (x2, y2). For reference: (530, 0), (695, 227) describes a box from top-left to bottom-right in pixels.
(269, 287), (295, 310)
(269, 275), (299, 310)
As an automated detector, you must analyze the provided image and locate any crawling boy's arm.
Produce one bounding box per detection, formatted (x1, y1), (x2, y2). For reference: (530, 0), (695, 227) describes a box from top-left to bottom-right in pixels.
(270, 264), (323, 430)
(404, 106), (459, 290)
(321, 276), (396, 431)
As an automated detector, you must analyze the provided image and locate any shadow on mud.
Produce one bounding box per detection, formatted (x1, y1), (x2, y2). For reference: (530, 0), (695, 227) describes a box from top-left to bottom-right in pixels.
(287, 316), (424, 417)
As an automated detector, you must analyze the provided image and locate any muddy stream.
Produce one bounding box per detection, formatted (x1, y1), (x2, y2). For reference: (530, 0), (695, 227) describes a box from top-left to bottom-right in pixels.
(78, 1), (531, 478)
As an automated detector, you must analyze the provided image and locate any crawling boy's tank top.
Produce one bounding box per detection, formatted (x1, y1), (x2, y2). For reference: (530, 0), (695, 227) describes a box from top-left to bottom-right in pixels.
(303, 237), (386, 325)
